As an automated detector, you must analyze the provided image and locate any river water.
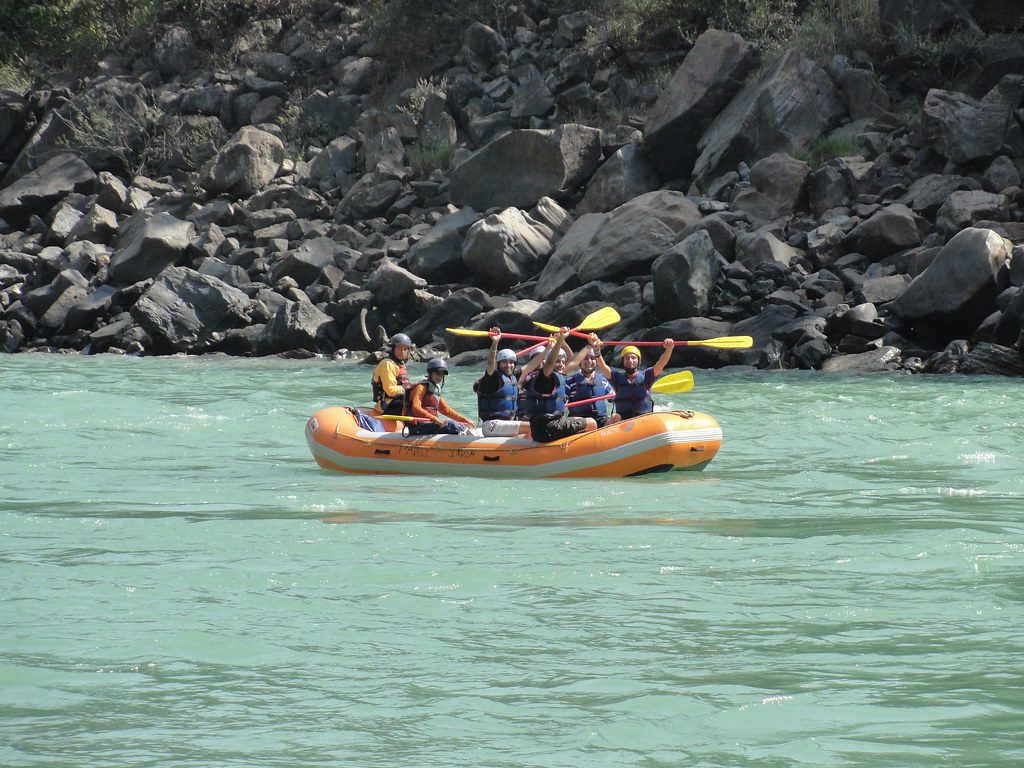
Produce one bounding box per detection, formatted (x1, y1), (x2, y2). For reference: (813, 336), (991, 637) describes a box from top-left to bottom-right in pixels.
(1, 353), (1022, 767)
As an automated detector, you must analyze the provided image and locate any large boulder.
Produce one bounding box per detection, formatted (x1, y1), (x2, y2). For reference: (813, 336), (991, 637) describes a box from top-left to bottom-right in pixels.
(890, 227), (1012, 344)
(256, 300), (334, 355)
(0, 153), (97, 225)
(107, 211), (195, 286)
(199, 126), (284, 197)
(731, 152), (810, 222)
(692, 49), (844, 189)
(643, 29), (760, 181)
(269, 237), (359, 288)
(935, 190), (1009, 235)
(131, 266), (250, 353)
(576, 191), (703, 284)
(448, 124), (602, 210)
(445, 299), (542, 356)
(363, 258), (427, 305)
(846, 203), (924, 260)
(921, 88), (1013, 163)
(532, 212), (607, 301)
(462, 207), (555, 291)
(651, 230), (724, 320)
(402, 287), (490, 345)
(402, 207), (480, 283)
(576, 144), (660, 214)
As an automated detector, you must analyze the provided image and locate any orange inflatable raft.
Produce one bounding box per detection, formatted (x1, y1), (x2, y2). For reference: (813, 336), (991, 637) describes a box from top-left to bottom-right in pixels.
(305, 406), (723, 479)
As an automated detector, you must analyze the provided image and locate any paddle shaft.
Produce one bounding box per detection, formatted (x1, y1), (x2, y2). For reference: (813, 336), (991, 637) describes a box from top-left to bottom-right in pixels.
(565, 392), (615, 409)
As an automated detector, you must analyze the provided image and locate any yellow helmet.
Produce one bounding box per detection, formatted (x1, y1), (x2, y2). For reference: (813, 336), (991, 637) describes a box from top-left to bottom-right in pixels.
(620, 345), (641, 359)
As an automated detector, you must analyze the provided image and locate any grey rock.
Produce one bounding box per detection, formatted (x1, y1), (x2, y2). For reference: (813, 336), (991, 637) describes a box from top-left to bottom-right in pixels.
(131, 266), (250, 353)
(532, 211), (606, 301)
(693, 49), (844, 189)
(0, 153), (97, 226)
(154, 27), (198, 77)
(403, 287), (490, 345)
(402, 207), (480, 283)
(847, 203), (924, 260)
(270, 237), (358, 288)
(199, 127), (284, 197)
(652, 230), (724, 320)
(306, 137), (360, 192)
(644, 29), (760, 180)
(363, 257), (427, 305)
(256, 299), (334, 355)
(935, 190), (1008, 235)
(449, 124), (602, 210)
(576, 144), (660, 215)
(821, 346), (902, 372)
(732, 152), (810, 222)
(900, 173), (982, 217)
(921, 88), (1012, 163)
(982, 155), (1021, 192)
(108, 211), (195, 286)
(462, 207), (554, 291)
(891, 227), (1012, 344)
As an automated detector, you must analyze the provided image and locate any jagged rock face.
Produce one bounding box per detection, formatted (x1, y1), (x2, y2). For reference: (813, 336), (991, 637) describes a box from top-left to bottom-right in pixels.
(891, 228), (1012, 344)
(448, 124), (601, 210)
(643, 29), (760, 181)
(692, 49), (844, 189)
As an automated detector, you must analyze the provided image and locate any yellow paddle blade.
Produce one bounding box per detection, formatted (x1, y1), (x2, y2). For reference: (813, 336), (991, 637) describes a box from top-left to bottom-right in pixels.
(687, 335), (754, 349)
(651, 370), (695, 394)
(378, 414), (417, 421)
(445, 327), (492, 337)
(532, 307), (622, 335)
(577, 306), (621, 330)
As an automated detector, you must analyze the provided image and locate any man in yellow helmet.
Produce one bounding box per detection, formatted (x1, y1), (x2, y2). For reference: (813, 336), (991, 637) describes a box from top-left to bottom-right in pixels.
(608, 338), (674, 420)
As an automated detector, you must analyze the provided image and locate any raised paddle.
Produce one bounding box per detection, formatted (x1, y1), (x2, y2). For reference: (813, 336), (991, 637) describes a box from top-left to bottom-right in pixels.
(650, 370), (695, 394)
(446, 328), (549, 342)
(533, 322), (753, 351)
(518, 306), (622, 357)
(606, 336), (754, 350)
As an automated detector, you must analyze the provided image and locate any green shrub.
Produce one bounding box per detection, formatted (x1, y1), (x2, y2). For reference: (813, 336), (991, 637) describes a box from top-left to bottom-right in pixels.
(791, 0), (884, 62)
(407, 141), (454, 176)
(792, 135), (860, 167)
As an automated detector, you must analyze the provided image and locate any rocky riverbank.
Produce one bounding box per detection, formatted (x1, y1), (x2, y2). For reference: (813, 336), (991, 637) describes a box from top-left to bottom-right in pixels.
(1, 1), (1022, 376)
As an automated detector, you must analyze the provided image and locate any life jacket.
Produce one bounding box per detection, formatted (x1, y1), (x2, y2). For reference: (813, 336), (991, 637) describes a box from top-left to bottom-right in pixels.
(404, 380), (440, 417)
(522, 371), (566, 421)
(474, 372), (519, 421)
(371, 355), (409, 410)
(566, 371), (612, 417)
(611, 368), (653, 418)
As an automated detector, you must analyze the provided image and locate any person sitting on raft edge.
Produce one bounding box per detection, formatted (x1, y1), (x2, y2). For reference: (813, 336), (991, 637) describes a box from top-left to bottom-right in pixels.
(609, 339), (675, 420)
(371, 332), (411, 416)
(523, 330), (598, 443)
(404, 357), (475, 436)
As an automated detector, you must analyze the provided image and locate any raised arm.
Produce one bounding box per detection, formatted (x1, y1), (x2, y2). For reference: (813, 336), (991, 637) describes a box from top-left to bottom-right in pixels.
(485, 326), (501, 376)
(652, 338), (675, 378)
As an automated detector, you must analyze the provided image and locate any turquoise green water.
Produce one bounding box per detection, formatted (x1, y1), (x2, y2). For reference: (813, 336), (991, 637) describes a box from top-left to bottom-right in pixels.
(1, 354), (1022, 767)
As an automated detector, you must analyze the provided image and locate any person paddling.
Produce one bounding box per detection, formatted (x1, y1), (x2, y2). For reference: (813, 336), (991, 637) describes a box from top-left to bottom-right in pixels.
(523, 330), (598, 443)
(371, 333), (412, 416)
(566, 335), (619, 428)
(609, 339), (675, 420)
(404, 358), (474, 435)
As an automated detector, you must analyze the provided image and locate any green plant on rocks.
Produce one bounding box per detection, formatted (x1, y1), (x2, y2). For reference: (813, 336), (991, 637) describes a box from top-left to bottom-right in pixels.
(406, 141), (454, 176)
(793, 135), (860, 168)
(399, 77), (449, 125)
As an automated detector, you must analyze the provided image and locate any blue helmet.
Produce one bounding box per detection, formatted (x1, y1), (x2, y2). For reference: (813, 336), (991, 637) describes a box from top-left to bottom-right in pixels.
(389, 333), (412, 347)
(496, 348), (517, 363)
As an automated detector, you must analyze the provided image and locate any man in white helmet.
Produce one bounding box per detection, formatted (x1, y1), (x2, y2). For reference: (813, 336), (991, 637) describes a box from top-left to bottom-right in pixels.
(474, 326), (521, 422)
